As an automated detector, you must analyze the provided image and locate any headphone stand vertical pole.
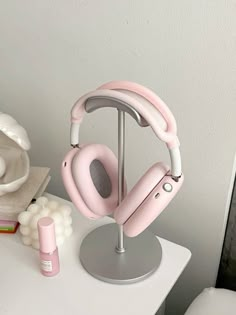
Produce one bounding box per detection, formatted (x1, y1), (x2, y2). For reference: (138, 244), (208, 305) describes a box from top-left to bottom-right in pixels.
(116, 110), (126, 253)
(79, 103), (163, 284)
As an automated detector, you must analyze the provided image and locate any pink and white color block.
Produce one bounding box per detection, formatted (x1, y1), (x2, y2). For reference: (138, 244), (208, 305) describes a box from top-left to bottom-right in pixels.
(62, 81), (184, 237)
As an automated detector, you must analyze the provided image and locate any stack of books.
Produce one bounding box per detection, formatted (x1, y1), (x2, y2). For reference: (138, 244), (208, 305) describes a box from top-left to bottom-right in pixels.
(0, 167), (50, 233)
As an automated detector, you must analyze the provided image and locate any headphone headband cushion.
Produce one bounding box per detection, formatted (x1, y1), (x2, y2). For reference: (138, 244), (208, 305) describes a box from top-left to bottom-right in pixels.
(98, 81), (177, 135)
(72, 144), (119, 216)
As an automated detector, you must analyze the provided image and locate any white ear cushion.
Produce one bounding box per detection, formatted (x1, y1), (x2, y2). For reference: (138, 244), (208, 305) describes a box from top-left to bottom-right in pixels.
(114, 162), (169, 224)
(72, 144), (119, 216)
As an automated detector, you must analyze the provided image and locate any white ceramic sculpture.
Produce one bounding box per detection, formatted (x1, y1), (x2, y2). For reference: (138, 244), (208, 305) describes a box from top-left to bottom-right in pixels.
(18, 196), (73, 249)
(0, 112), (31, 196)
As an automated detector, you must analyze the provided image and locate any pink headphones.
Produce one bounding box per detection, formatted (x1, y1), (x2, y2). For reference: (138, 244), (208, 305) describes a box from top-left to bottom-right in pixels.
(61, 81), (183, 237)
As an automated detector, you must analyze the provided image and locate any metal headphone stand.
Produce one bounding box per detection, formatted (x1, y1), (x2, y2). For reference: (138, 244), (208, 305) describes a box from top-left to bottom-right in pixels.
(79, 103), (162, 284)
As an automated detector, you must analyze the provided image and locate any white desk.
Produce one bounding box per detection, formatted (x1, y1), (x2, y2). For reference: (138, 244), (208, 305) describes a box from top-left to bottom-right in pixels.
(0, 194), (191, 315)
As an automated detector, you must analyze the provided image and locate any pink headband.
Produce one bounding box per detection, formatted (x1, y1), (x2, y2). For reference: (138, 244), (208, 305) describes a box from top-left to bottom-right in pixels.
(98, 81), (177, 135)
(70, 81), (181, 177)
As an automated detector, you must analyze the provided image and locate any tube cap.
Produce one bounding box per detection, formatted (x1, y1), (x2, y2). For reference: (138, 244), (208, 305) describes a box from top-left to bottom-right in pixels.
(38, 217), (56, 253)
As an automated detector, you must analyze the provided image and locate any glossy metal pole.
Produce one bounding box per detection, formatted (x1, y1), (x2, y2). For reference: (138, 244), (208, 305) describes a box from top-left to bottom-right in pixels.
(80, 101), (162, 284)
(116, 110), (126, 253)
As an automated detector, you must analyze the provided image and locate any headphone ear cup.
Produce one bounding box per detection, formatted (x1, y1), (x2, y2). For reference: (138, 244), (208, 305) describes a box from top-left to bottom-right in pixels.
(71, 144), (123, 217)
(123, 172), (183, 237)
(62, 148), (101, 219)
(114, 162), (169, 224)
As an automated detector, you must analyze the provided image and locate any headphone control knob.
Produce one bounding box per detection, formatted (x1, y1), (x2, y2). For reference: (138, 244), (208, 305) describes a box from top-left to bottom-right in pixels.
(163, 183), (173, 192)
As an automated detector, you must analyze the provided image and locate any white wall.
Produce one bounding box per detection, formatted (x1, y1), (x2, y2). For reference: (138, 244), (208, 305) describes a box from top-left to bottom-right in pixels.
(0, 1), (235, 314)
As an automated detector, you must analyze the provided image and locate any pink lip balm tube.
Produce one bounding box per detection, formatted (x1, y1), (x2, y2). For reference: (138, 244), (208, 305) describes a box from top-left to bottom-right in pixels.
(37, 217), (60, 277)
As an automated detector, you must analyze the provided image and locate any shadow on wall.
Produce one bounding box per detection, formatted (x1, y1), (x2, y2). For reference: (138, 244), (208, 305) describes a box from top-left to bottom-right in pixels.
(217, 175), (236, 291)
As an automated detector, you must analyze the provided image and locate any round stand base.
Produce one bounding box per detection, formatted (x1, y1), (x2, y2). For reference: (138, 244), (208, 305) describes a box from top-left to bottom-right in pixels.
(79, 223), (162, 284)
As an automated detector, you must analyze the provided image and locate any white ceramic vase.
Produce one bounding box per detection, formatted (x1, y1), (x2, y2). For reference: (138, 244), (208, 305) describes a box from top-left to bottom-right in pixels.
(0, 112), (31, 196)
